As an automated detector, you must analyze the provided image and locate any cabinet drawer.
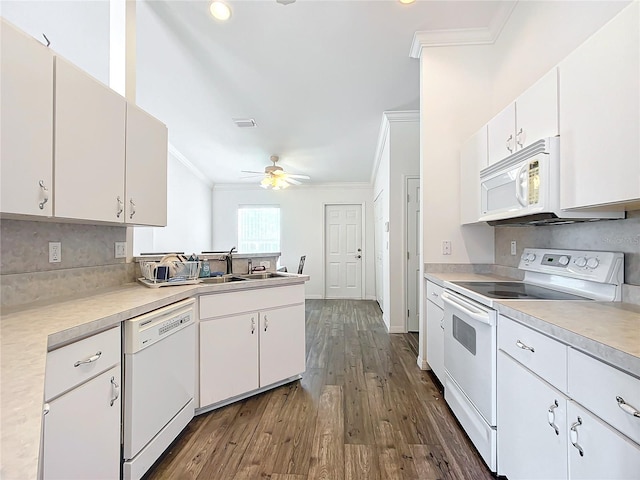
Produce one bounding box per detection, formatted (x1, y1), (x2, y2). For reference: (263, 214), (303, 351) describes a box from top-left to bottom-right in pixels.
(45, 326), (121, 401)
(426, 281), (444, 309)
(568, 348), (640, 446)
(200, 284), (304, 319)
(498, 315), (567, 392)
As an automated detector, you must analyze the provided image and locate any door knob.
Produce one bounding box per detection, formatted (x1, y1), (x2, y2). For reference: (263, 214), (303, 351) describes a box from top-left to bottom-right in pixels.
(356, 255), (362, 259)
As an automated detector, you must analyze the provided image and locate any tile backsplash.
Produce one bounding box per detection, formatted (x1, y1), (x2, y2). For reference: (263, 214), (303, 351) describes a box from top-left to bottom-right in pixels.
(1, 219), (134, 308)
(495, 210), (640, 285)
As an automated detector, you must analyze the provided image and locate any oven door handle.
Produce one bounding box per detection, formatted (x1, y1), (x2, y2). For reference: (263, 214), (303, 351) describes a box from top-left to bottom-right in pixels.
(441, 291), (494, 326)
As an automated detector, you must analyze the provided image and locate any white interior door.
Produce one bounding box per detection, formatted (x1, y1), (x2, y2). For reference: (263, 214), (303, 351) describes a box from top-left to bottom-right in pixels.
(407, 177), (420, 332)
(324, 204), (363, 299)
(374, 193), (384, 310)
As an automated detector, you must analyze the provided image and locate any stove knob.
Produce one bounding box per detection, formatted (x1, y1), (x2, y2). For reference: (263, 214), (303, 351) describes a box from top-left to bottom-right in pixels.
(559, 255), (570, 266)
(574, 257), (587, 268)
(527, 253), (537, 262)
(586, 257), (599, 269)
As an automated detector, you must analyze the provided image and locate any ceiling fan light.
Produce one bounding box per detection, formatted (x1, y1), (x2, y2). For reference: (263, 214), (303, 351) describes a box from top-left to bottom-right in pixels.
(210, 1), (232, 21)
(399, 0), (416, 4)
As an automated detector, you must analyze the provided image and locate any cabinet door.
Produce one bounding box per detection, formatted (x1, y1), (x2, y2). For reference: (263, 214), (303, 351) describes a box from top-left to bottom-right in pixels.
(497, 351), (568, 480)
(259, 304), (306, 387)
(426, 299), (445, 382)
(559, 2), (640, 209)
(567, 401), (640, 480)
(487, 103), (516, 165)
(0, 19), (53, 217)
(54, 56), (126, 223)
(515, 68), (558, 149)
(460, 126), (487, 224)
(42, 365), (121, 480)
(200, 313), (259, 406)
(125, 103), (168, 226)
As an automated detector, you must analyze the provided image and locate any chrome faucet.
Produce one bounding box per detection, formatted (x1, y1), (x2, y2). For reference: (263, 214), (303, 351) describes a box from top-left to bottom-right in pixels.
(223, 246), (236, 275)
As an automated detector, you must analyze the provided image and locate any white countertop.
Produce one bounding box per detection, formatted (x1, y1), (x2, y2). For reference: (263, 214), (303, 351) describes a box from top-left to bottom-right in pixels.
(0, 273), (308, 480)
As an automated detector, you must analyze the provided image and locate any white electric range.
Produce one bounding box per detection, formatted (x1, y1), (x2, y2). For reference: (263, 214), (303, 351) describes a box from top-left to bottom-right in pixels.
(440, 248), (624, 472)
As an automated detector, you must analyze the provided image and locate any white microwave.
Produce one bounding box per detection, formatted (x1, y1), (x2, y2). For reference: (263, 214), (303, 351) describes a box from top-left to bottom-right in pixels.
(479, 138), (624, 226)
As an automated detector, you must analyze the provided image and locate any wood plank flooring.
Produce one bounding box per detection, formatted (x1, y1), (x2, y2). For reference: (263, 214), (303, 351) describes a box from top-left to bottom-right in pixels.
(146, 300), (493, 480)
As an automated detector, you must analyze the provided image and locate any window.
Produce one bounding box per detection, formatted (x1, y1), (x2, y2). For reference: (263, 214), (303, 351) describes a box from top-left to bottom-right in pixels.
(237, 206), (280, 253)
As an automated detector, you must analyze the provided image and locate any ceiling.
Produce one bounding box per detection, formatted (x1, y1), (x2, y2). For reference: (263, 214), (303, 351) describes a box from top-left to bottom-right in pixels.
(133, 0), (510, 185)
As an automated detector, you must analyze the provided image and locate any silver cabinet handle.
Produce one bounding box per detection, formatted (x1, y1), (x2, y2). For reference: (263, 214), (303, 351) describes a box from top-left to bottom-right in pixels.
(43, 403), (50, 416)
(129, 198), (136, 219)
(38, 180), (49, 210)
(516, 339), (535, 353)
(116, 196), (124, 218)
(570, 417), (584, 457)
(264, 315), (268, 332)
(440, 318), (444, 331)
(547, 400), (560, 435)
(616, 396), (640, 418)
(110, 376), (120, 407)
(506, 134), (514, 153)
(74, 351), (102, 367)
(516, 127), (525, 147)
(431, 292), (439, 297)
(251, 316), (256, 335)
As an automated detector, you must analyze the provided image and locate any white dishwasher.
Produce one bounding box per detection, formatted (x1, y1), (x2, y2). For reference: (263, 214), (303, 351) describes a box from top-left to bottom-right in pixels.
(123, 298), (196, 480)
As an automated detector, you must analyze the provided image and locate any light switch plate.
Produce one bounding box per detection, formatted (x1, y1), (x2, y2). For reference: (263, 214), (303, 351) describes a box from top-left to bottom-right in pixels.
(511, 240), (517, 256)
(115, 242), (127, 258)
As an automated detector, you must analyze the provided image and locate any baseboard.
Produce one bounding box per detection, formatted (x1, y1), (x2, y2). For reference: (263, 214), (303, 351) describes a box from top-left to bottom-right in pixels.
(388, 326), (406, 334)
(364, 295), (377, 301)
(417, 356), (430, 370)
(304, 294), (324, 300)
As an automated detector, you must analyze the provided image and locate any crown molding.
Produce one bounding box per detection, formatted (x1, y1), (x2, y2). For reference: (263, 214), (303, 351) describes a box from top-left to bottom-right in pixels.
(168, 143), (214, 187)
(409, 1), (517, 58)
(212, 182), (373, 191)
(370, 110), (420, 183)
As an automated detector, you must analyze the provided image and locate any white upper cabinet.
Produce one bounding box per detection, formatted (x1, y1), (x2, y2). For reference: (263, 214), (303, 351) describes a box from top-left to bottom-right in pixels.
(0, 19), (54, 217)
(125, 104), (168, 226)
(559, 2), (640, 210)
(54, 57), (126, 223)
(460, 126), (488, 224)
(488, 68), (559, 165)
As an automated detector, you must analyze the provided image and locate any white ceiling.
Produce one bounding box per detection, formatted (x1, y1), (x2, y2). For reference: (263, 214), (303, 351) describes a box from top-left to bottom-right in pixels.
(134, 0), (510, 185)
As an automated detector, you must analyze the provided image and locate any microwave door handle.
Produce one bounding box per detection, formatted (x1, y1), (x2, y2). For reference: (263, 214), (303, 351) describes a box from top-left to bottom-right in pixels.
(515, 163), (529, 207)
(441, 292), (493, 326)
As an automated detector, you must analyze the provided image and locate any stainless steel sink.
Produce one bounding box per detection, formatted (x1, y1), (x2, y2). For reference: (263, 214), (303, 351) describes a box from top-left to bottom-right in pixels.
(200, 275), (247, 284)
(238, 272), (286, 280)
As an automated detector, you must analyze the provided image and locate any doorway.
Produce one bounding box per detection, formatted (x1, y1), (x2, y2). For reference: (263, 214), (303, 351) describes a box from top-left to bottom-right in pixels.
(324, 204), (363, 299)
(406, 177), (420, 332)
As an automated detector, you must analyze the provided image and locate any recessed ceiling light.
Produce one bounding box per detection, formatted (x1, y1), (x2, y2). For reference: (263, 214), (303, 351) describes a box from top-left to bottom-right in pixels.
(210, 1), (232, 21)
(399, 0), (416, 4)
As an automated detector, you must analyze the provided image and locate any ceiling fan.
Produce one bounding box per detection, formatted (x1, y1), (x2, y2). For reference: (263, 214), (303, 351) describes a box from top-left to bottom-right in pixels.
(241, 155), (310, 190)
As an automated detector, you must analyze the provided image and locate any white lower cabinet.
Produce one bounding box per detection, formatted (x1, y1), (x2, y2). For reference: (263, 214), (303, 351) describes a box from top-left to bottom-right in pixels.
(497, 351), (568, 480)
(199, 313), (259, 406)
(199, 286), (306, 409)
(498, 316), (640, 480)
(42, 365), (121, 480)
(567, 401), (640, 480)
(425, 293), (444, 382)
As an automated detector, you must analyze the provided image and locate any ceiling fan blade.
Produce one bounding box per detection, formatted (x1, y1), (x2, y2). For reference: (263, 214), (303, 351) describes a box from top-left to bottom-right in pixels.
(240, 175), (265, 179)
(286, 177), (302, 185)
(241, 170), (266, 174)
(286, 174), (311, 180)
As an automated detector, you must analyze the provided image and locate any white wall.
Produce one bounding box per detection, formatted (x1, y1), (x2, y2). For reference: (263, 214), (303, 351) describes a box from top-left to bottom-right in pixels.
(373, 129), (391, 327)
(211, 185), (375, 300)
(0, 1), (110, 84)
(133, 152), (213, 255)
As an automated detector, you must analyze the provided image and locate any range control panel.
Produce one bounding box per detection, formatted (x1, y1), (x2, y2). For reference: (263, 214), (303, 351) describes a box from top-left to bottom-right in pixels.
(519, 248), (624, 284)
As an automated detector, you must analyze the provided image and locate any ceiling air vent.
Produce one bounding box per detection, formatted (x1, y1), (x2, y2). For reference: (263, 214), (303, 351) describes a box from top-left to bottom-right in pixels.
(233, 118), (257, 128)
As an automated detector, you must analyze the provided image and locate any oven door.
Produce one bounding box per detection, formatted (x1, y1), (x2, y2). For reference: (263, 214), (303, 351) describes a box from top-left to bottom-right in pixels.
(442, 290), (497, 425)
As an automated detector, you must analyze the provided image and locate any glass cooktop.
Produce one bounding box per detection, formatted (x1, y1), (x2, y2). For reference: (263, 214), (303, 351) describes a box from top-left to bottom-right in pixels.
(452, 281), (590, 301)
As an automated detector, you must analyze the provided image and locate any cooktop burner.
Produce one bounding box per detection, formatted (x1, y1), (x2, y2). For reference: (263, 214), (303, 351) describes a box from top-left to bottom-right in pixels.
(452, 281), (590, 301)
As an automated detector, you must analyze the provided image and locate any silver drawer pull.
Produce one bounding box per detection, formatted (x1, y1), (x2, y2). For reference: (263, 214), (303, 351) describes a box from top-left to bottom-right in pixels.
(39, 180), (49, 210)
(74, 351), (102, 367)
(616, 396), (640, 418)
(570, 417), (584, 457)
(110, 376), (120, 407)
(547, 400), (560, 435)
(251, 317), (256, 335)
(516, 340), (535, 352)
(431, 292), (439, 297)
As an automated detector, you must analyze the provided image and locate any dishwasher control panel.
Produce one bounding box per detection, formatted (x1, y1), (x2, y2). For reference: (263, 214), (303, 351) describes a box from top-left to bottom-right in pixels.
(124, 298), (195, 353)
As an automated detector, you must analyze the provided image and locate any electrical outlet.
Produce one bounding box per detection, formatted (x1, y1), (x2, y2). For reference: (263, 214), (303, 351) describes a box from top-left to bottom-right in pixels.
(260, 261), (270, 268)
(49, 242), (61, 263)
(511, 240), (517, 256)
(115, 242), (127, 258)
(442, 241), (451, 255)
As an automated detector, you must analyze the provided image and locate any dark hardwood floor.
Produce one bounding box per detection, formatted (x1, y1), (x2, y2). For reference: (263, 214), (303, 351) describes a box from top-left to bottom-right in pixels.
(146, 299), (493, 480)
